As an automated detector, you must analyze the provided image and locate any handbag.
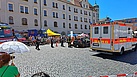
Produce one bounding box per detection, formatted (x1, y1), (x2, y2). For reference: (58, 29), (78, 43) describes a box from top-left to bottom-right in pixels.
(1, 65), (9, 77)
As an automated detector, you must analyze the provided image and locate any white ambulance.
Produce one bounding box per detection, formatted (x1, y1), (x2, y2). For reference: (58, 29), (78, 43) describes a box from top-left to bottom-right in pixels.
(90, 21), (137, 55)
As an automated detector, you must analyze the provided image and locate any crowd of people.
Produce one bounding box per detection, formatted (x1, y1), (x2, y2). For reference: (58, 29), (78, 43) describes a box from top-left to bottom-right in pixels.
(22, 35), (73, 49)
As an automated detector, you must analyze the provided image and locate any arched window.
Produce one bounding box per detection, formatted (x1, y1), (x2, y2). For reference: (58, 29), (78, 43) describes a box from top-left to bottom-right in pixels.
(22, 18), (27, 25)
(9, 16), (14, 24)
(44, 20), (47, 27)
(34, 19), (38, 26)
(54, 21), (58, 27)
(75, 24), (77, 29)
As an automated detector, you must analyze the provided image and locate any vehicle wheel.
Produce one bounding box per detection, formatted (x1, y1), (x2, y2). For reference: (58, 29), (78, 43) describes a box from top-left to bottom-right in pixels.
(119, 47), (124, 55)
(133, 44), (137, 51)
(76, 45), (79, 48)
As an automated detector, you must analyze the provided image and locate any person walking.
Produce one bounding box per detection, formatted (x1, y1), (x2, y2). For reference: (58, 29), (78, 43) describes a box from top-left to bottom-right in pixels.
(35, 36), (40, 50)
(0, 52), (20, 77)
(60, 37), (64, 47)
(67, 37), (71, 47)
(50, 37), (54, 48)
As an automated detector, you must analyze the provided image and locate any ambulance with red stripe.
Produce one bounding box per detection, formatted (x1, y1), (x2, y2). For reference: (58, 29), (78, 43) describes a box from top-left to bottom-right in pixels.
(90, 21), (137, 55)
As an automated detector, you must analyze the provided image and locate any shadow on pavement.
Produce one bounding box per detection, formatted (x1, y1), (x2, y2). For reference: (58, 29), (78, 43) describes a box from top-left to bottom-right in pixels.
(92, 50), (137, 65)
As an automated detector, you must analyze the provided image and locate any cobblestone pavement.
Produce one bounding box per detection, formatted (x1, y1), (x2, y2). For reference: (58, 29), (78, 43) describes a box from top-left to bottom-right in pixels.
(13, 43), (137, 77)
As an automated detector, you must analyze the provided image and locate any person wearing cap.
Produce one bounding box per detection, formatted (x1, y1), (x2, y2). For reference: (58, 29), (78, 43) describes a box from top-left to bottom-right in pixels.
(0, 52), (20, 77)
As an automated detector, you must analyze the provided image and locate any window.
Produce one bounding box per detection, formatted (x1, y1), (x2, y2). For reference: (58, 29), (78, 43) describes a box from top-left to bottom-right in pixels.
(74, 16), (78, 21)
(54, 21), (58, 27)
(89, 12), (91, 16)
(22, 18), (27, 25)
(44, 20), (47, 27)
(69, 7), (71, 11)
(34, 8), (37, 15)
(86, 5), (88, 8)
(52, 2), (55, 7)
(63, 5), (65, 10)
(81, 17), (83, 22)
(84, 18), (87, 22)
(74, 8), (78, 13)
(84, 11), (87, 15)
(63, 14), (65, 19)
(20, 5), (29, 14)
(69, 23), (71, 29)
(53, 12), (58, 18)
(34, 19), (38, 26)
(8, 3), (13, 12)
(63, 23), (65, 28)
(56, 3), (58, 8)
(128, 28), (131, 34)
(85, 25), (87, 29)
(89, 19), (91, 23)
(80, 10), (82, 14)
(94, 27), (99, 34)
(69, 15), (71, 20)
(75, 24), (78, 29)
(34, 0), (37, 3)
(103, 27), (108, 34)
(56, 13), (58, 18)
(9, 16), (14, 24)
(44, 10), (47, 16)
(44, 0), (47, 5)
(81, 24), (83, 29)
(20, 6), (24, 13)
(83, 4), (85, 8)
(93, 20), (95, 23)
(25, 7), (29, 14)
(53, 12), (55, 18)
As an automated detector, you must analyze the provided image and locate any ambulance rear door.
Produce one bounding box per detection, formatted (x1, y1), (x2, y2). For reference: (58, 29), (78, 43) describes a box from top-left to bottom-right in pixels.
(100, 24), (112, 49)
(92, 24), (101, 48)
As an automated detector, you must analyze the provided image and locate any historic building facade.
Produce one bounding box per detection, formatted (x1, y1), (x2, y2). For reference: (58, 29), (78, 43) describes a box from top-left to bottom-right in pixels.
(0, 0), (99, 35)
(116, 18), (137, 31)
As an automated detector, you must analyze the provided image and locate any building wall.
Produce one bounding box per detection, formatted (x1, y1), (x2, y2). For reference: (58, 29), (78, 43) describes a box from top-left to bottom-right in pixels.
(0, 0), (99, 35)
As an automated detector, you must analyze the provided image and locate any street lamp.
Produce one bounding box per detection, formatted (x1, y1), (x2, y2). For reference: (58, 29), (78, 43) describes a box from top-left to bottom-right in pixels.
(39, 0), (42, 35)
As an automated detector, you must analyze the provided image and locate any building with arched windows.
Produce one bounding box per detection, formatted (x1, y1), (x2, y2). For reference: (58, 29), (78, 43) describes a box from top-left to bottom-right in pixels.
(0, 0), (99, 35)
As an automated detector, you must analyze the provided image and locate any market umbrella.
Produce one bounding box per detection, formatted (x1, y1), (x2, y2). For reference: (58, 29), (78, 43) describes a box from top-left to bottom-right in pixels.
(68, 34), (78, 37)
(0, 41), (30, 63)
(79, 33), (89, 37)
(0, 41), (30, 54)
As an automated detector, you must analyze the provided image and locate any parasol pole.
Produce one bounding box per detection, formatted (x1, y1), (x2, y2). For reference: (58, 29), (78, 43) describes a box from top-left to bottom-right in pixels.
(12, 53), (14, 63)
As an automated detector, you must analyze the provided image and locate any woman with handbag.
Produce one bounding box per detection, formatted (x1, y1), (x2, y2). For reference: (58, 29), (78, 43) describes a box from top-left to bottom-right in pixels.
(0, 52), (20, 77)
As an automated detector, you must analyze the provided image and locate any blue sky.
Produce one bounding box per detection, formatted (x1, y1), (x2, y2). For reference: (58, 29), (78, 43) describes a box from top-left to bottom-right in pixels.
(88, 0), (137, 20)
